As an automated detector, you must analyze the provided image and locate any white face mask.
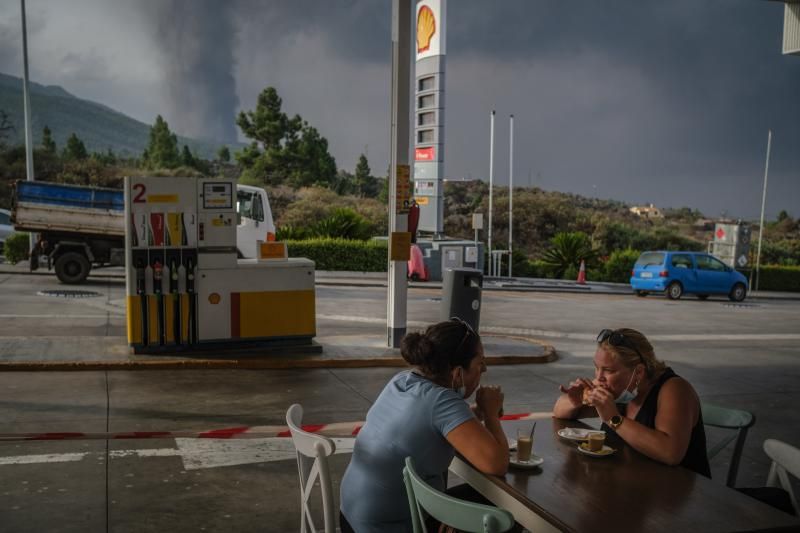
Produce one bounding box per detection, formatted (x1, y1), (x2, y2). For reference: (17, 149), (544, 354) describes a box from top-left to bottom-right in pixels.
(615, 371), (640, 404)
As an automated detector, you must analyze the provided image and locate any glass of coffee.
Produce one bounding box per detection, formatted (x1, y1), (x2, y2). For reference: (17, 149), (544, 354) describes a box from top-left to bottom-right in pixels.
(587, 432), (605, 452)
(516, 428), (533, 462)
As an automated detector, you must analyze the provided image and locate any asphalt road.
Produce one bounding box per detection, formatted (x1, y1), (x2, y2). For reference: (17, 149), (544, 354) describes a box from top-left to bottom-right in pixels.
(0, 272), (798, 532)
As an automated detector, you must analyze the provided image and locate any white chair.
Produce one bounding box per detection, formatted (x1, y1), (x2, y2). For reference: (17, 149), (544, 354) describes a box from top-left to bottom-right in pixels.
(764, 439), (800, 513)
(286, 404), (337, 533)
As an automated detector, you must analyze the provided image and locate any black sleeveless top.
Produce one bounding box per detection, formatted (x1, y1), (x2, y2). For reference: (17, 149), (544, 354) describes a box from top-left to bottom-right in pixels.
(601, 367), (711, 477)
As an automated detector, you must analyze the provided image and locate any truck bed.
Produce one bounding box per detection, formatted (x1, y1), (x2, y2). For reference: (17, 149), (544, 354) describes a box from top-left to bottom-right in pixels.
(12, 181), (124, 236)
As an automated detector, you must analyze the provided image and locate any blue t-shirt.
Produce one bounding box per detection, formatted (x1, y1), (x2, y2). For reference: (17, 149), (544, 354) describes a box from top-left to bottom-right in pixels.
(340, 370), (474, 533)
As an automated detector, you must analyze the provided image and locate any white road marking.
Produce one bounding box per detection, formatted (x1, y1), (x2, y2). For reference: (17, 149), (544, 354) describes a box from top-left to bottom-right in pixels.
(0, 452), (89, 465)
(0, 438), (356, 471)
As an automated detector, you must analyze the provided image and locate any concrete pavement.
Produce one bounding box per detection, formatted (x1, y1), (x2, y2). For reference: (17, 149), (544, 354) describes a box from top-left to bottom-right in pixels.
(1, 267), (799, 531)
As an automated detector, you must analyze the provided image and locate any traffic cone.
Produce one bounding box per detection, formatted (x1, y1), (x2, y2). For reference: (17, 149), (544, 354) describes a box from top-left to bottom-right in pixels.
(577, 260), (587, 285)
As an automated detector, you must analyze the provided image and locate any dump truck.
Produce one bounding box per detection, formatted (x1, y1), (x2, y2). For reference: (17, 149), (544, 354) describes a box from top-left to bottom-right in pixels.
(11, 180), (275, 284)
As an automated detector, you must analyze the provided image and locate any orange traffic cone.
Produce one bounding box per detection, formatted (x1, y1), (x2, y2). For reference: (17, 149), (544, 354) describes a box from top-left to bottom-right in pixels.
(577, 260), (587, 285)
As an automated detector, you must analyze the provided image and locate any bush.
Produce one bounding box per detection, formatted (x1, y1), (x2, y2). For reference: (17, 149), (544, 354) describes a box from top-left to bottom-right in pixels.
(603, 248), (641, 283)
(744, 265), (800, 292)
(313, 207), (374, 240)
(3, 232), (30, 264)
(286, 238), (387, 271)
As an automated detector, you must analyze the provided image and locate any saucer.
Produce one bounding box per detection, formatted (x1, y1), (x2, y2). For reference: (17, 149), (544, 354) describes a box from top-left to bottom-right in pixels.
(558, 428), (605, 442)
(509, 454), (544, 469)
(577, 443), (616, 457)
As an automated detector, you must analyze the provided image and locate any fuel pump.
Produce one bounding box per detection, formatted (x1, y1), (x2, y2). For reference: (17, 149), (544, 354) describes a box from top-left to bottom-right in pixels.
(125, 176), (317, 354)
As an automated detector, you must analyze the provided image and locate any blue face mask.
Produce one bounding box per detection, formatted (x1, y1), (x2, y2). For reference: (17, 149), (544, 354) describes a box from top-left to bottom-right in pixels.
(616, 372), (640, 404)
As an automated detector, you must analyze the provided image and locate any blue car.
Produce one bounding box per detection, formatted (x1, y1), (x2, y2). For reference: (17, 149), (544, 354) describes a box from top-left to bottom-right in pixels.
(630, 251), (748, 301)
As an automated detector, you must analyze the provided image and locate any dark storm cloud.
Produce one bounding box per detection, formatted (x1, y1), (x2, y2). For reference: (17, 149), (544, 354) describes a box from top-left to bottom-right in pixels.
(146, 0), (239, 142)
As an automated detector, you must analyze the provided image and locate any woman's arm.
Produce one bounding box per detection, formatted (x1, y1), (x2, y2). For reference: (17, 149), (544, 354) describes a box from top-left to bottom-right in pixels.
(446, 386), (509, 475)
(446, 417), (509, 476)
(592, 378), (699, 466)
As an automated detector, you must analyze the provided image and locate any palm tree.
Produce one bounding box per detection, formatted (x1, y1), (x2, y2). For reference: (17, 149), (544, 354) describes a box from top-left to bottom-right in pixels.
(541, 231), (599, 278)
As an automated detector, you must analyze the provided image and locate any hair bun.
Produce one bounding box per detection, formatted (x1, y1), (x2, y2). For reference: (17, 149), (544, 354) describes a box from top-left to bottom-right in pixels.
(401, 332), (435, 367)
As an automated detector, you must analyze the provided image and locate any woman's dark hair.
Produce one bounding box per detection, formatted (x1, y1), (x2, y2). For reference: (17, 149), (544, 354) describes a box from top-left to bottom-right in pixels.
(401, 319), (482, 382)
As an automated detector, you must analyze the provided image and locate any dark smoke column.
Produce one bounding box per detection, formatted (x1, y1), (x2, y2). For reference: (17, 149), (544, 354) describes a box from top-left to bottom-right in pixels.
(153, 0), (239, 142)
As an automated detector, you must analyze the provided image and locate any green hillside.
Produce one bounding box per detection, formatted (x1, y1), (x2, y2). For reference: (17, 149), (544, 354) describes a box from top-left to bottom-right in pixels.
(0, 73), (237, 159)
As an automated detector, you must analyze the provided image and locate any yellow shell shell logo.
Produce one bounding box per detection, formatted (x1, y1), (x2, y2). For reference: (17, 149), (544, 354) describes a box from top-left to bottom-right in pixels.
(417, 5), (436, 53)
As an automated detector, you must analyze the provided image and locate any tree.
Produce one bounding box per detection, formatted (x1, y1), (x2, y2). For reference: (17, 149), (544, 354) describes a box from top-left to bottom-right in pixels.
(217, 145), (231, 163)
(0, 109), (14, 147)
(62, 133), (88, 160)
(235, 86), (337, 188)
(41, 126), (56, 153)
(181, 145), (195, 168)
(354, 153), (378, 197)
(143, 115), (180, 169)
(777, 210), (791, 223)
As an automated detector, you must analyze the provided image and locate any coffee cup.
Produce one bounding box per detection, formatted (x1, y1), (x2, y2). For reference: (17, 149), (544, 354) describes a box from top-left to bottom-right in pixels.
(587, 432), (605, 452)
(516, 429), (533, 462)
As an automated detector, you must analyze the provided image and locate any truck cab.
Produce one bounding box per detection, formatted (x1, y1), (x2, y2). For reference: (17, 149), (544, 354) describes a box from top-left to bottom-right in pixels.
(235, 184), (276, 259)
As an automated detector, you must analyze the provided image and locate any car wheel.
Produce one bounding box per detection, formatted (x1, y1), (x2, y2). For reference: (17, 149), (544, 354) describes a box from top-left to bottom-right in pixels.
(635, 290), (648, 297)
(667, 282), (683, 300)
(696, 294), (709, 300)
(729, 283), (746, 302)
(54, 251), (90, 284)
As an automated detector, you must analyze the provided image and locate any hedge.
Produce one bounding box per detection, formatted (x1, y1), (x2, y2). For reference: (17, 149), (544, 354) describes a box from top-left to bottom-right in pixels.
(286, 238), (387, 272)
(740, 265), (800, 292)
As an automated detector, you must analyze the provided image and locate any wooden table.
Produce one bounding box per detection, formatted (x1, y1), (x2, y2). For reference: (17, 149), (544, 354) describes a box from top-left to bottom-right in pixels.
(449, 418), (800, 533)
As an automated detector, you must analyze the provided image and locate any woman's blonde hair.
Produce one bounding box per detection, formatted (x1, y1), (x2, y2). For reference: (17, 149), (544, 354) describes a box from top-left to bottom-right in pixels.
(598, 328), (666, 378)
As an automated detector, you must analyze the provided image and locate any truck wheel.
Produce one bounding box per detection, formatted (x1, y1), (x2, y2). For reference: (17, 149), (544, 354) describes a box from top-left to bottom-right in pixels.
(55, 252), (91, 284)
(729, 283), (746, 302)
(666, 282), (683, 300)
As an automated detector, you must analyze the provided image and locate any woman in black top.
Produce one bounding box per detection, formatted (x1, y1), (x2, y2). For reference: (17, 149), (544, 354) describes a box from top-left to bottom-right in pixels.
(553, 328), (710, 477)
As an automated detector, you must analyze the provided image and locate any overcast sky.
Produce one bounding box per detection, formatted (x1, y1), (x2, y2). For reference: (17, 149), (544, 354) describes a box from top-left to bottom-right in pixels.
(0, 0), (798, 219)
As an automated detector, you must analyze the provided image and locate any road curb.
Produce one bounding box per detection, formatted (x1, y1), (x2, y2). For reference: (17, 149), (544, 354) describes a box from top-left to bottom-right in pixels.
(0, 350), (556, 371)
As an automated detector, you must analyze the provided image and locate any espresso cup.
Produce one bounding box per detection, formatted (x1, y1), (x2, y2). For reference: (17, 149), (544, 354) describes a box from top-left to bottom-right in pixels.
(587, 432), (605, 452)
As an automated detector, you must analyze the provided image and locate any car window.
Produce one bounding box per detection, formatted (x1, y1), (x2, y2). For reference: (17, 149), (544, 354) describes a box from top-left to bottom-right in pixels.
(671, 254), (693, 269)
(0, 212), (10, 225)
(635, 252), (664, 267)
(696, 255), (727, 272)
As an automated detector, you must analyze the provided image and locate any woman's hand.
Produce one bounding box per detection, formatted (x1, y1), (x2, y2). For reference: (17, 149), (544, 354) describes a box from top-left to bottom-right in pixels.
(476, 385), (504, 419)
(558, 377), (594, 408)
(587, 386), (619, 422)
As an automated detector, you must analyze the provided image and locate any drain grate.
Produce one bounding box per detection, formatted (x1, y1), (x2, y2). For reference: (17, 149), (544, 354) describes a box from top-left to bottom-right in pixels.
(38, 289), (102, 298)
(722, 302), (760, 309)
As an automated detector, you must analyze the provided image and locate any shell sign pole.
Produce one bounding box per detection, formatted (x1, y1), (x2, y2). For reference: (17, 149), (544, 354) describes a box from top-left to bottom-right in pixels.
(414, 0), (446, 237)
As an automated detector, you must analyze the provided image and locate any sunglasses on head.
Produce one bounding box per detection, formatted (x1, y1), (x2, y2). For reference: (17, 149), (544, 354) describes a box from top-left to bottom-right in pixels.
(450, 316), (478, 352)
(597, 329), (644, 364)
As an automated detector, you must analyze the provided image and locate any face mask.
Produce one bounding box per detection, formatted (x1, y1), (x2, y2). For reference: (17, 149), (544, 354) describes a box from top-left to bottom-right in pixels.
(615, 372), (639, 404)
(453, 368), (467, 399)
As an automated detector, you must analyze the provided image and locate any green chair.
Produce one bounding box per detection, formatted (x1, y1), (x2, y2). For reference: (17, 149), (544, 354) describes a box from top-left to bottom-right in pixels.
(702, 402), (755, 487)
(402, 457), (515, 533)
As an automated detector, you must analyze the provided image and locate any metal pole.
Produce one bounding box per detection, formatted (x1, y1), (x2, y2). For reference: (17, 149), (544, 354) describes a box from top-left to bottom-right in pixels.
(488, 110), (495, 276)
(755, 129), (772, 293)
(508, 114), (514, 278)
(386, 0), (411, 348)
(21, 0), (36, 253)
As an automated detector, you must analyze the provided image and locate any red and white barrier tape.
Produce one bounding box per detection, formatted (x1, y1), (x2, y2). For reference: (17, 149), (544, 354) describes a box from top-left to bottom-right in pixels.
(0, 412), (551, 442)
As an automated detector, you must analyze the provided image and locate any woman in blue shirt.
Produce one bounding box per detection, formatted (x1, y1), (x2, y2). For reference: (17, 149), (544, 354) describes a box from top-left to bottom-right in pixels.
(340, 319), (509, 532)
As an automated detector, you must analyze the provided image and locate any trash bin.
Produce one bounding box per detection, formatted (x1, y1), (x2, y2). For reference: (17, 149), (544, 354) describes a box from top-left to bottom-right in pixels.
(441, 267), (483, 332)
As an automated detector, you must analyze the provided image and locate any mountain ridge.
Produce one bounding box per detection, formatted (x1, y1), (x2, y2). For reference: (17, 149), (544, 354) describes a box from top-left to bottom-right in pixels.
(0, 72), (239, 159)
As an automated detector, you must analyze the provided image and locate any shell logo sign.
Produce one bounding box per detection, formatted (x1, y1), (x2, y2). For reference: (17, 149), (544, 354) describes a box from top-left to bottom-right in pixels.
(416, 0), (445, 60)
(417, 6), (436, 53)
